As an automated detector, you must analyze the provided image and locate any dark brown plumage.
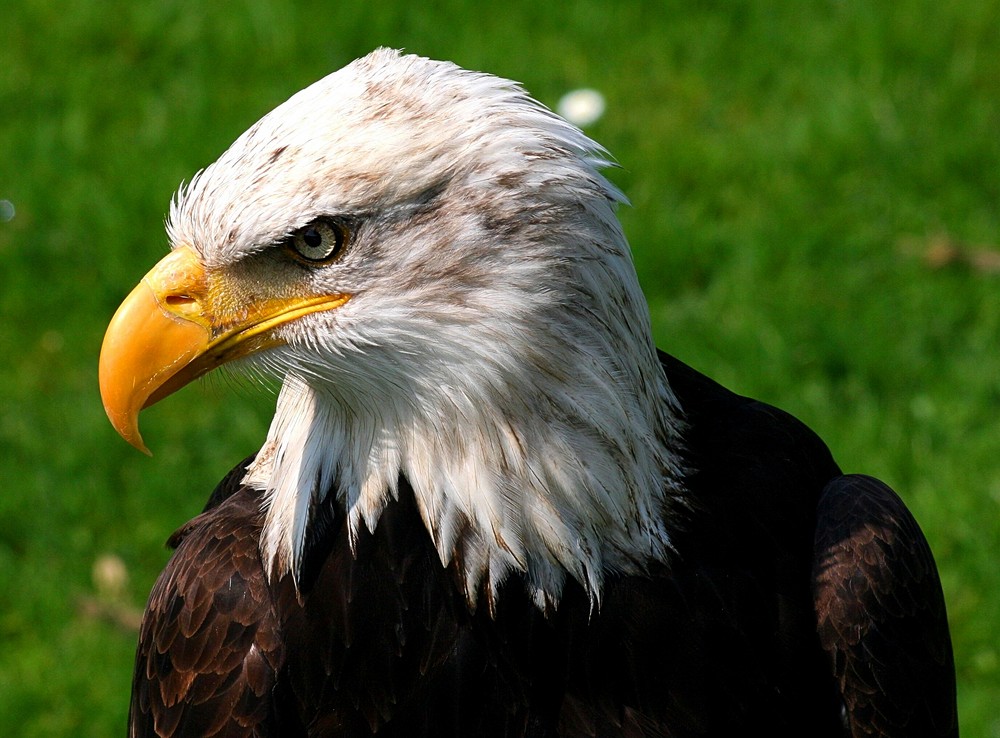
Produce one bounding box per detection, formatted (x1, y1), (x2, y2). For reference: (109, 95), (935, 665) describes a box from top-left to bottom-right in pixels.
(813, 475), (957, 736)
(128, 353), (957, 737)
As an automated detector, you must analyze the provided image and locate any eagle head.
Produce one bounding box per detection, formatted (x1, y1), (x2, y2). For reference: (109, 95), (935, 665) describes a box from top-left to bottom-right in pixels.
(99, 49), (683, 610)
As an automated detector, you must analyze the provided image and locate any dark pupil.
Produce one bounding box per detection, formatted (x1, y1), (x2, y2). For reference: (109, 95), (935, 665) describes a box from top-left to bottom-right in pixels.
(303, 228), (323, 249)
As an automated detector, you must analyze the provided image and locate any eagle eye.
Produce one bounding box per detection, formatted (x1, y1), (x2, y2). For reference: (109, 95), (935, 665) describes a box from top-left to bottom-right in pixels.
(287, 220), (347, 264)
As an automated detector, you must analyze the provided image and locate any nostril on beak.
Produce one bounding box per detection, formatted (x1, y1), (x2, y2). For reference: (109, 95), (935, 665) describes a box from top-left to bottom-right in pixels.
(164, 294), (197, 307)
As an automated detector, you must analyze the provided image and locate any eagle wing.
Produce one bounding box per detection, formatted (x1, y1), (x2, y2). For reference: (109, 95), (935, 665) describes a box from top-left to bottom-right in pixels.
(813, 474), (957, 737)
(128, 461), (285, 738)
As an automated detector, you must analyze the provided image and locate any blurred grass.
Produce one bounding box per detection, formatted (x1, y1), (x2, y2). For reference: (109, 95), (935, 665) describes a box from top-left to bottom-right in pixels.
(1, 1), (998, 735)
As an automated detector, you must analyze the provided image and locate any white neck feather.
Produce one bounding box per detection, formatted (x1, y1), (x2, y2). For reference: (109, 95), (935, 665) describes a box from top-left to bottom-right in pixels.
(245, 206), (688, 610)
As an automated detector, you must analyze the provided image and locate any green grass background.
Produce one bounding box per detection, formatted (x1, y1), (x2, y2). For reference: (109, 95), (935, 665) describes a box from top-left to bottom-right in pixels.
(2, 0), (998, 734)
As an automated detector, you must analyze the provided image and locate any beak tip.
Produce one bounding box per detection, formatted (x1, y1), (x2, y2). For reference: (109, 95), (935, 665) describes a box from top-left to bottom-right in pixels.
(128, 428), (153, 456)
(102, 403), (152, 455)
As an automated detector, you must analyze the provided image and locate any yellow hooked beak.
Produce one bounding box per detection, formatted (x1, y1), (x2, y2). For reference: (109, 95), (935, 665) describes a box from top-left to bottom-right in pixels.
(98, 245), (349, 454)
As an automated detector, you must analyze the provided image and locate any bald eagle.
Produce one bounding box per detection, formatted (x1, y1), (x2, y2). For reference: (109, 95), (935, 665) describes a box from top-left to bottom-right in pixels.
(100, 50), (956, 737)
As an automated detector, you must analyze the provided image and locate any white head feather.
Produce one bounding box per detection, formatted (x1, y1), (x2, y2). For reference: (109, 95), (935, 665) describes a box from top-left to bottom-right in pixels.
(167, 49), (685, 610)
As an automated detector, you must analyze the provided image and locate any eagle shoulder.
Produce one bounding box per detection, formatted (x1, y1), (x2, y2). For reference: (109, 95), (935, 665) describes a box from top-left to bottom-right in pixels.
(129, 462), (284, 738)
(813, 474), (958, 737)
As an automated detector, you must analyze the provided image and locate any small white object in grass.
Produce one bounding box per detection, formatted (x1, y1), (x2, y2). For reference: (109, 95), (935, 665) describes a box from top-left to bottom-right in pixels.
(0, 199), (14, 222)
(557, 88), (606, 127)
(93, 553), (130, 599)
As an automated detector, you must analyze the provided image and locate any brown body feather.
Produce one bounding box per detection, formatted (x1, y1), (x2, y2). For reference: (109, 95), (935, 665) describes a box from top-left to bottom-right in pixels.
(128, 353), (956, 737)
